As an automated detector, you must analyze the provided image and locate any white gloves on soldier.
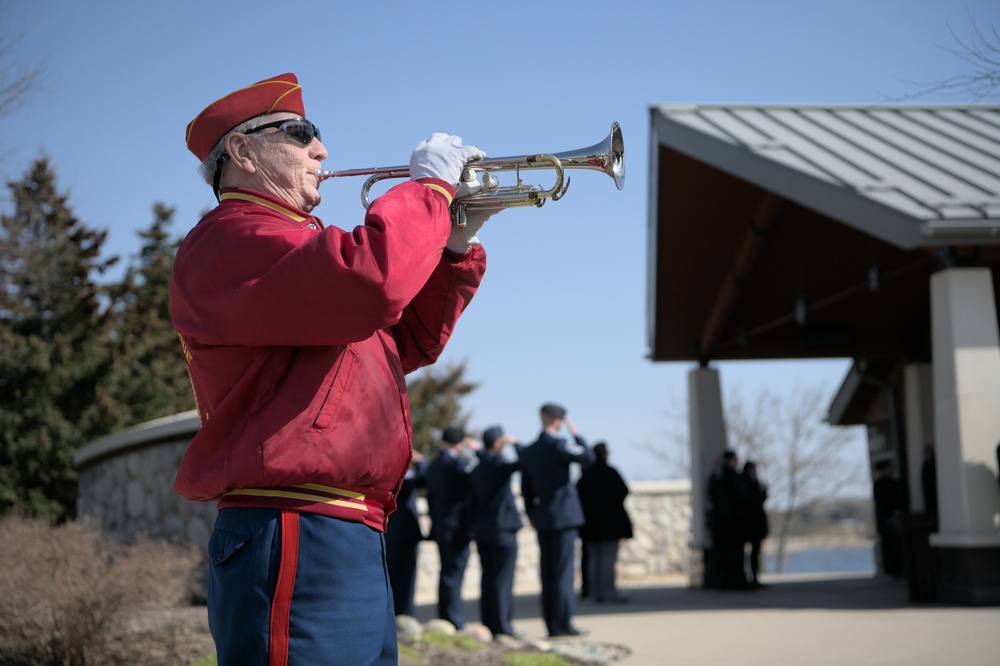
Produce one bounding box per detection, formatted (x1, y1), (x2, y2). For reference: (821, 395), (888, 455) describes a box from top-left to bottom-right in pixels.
(410, 133), (502, 253)
(409, 134), (485, 187)
(446, 174), (504, 254)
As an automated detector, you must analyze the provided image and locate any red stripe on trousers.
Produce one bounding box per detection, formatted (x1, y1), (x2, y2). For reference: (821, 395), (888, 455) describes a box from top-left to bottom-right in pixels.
(269, 510), (300, 666)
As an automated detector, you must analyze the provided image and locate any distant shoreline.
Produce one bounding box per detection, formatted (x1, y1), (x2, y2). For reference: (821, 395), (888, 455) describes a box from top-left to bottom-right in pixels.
(764, 534), (874, 554)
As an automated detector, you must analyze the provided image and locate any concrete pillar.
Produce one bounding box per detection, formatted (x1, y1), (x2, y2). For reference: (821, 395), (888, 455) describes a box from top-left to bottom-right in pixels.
(687, 366), (729, 587)
(903, 363), (934, 513)
(929, 268), (1000, 605)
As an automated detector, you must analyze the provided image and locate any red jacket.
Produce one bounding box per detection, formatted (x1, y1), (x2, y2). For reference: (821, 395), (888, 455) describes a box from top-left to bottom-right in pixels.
(169, 181), (485, 531)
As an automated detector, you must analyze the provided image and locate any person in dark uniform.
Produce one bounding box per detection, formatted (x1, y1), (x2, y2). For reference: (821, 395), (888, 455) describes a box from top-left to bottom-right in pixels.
(425, 426), (479, 629)
(386, 451), (427, 617)
(576, 442), (633, 603)
(704, 453), (724, 589)
(920, 445), (938, 526)
(873, 459), (904, 577)
(713, 450), (750, 589)
(517, 403), (595, 638)
(468, 425), (524, 638)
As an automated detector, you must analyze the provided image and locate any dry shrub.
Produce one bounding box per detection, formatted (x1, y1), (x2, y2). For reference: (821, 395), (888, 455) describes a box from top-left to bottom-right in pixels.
(0, 514), (202, 666)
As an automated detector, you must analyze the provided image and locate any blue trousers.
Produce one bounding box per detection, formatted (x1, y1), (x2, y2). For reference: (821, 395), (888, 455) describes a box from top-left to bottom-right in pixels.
(207, 508), (397, 666)
(386, 534), (420, 617)
(476, 532), (518, 636)
(434, 539), (470, 629)
(586, 539), (621, 602)
(537, 527), (578, 636)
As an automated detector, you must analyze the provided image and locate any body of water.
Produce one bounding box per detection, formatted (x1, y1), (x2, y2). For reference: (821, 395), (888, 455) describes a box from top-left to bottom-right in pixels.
(764, 545), (876, 575)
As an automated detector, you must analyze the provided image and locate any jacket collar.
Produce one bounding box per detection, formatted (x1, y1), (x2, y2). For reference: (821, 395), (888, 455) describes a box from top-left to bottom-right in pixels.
(219, 188), (316, 225)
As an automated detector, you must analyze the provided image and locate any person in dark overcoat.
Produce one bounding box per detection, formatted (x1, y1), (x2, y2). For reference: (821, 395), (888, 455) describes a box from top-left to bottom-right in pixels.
(739, 460), (769, 588)
(576, 442), (633, 603)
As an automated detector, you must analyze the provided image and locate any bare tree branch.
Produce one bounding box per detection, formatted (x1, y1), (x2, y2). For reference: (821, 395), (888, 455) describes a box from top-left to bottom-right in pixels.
(885, 12), (1000, 102)
(642, 391), (694, 480)
(0, 4), (43, 119)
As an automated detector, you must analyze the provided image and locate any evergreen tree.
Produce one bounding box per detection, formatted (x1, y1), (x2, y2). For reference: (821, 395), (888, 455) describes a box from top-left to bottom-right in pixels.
(103, 204), (194, 426)
(0, 158), (118, 522)
(406, 361), (478, 457)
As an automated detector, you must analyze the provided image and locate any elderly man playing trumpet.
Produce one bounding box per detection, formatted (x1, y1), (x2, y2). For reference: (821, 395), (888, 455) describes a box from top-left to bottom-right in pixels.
(171, 72), (500, 666)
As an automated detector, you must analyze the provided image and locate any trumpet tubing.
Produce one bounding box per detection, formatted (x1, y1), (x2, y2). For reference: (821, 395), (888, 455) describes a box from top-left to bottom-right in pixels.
(315, 122), (625, 214)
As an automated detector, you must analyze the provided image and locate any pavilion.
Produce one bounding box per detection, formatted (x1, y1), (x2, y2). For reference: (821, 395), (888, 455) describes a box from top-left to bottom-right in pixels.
(646, 103), (1000, 604)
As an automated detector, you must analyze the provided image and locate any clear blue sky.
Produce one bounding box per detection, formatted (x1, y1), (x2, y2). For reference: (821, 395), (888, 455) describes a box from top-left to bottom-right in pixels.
(3, 1), (998, 482)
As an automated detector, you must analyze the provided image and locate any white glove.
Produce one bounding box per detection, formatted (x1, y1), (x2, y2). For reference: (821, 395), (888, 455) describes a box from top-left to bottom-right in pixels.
(409, 134), (486, 187)
(454, 172), (484, 199)
(447, 173), (503, 253)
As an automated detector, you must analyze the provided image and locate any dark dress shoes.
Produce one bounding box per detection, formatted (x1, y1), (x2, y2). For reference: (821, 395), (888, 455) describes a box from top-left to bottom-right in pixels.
(550, 626), (589, 638)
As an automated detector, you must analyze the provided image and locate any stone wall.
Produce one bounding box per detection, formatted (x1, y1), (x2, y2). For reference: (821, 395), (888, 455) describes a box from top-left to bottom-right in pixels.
(414, 479), (693, 602)
(75, 412), (693, 597)
(74, 411), (216, 548)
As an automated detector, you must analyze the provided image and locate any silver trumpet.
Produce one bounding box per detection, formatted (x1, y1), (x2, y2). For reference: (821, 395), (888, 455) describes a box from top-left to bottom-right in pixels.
(314, 122), (625, 225)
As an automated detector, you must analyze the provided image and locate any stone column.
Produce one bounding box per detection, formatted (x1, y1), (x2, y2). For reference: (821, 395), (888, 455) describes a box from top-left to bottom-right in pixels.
(687, 365), (729, 587)
(929, 268), (1000, 605)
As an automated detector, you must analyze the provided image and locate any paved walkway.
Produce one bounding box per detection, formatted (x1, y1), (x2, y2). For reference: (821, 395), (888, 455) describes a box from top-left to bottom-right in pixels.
(412, 573), (1000, 665)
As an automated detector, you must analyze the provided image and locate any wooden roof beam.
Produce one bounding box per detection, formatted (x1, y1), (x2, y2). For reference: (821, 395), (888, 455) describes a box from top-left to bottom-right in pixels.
(697, 192), (782, 359)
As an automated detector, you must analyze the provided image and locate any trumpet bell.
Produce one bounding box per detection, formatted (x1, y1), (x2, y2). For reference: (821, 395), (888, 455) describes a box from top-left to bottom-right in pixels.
(552, 121), (625, 190)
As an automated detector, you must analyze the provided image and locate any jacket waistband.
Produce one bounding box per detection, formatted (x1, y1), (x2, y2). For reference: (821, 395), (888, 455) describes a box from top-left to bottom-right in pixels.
(222, 484), (369, 512)
(217, 483), (392, 532)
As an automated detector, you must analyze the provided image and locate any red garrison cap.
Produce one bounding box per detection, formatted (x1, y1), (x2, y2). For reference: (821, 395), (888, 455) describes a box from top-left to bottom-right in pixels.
(185, 73), (305, 161)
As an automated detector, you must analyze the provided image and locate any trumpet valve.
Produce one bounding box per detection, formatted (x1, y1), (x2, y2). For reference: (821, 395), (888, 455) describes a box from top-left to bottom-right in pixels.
(482, 172), (499, 192)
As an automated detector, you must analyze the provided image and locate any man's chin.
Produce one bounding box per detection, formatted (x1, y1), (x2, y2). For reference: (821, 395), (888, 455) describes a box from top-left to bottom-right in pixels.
(303, 193), (321, 213)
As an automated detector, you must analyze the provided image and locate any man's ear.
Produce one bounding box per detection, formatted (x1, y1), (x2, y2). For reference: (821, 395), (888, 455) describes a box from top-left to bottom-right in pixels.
(224, 133), (258, 175)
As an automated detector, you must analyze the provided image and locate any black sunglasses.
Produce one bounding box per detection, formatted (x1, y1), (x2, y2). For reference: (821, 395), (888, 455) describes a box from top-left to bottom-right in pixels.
(243, 118), (321, 145)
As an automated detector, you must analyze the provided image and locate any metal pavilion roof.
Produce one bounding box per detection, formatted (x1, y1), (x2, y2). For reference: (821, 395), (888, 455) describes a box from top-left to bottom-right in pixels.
(646, 104), (1000, 364)
(648, 104), (1000, 249)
